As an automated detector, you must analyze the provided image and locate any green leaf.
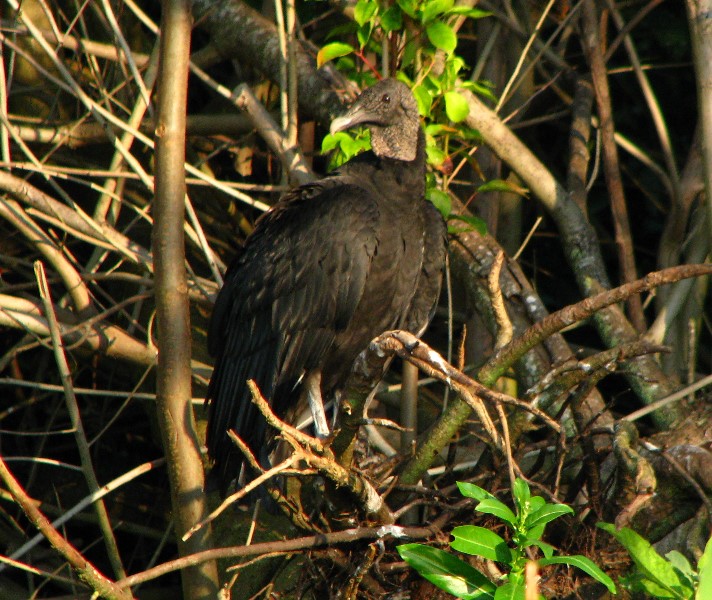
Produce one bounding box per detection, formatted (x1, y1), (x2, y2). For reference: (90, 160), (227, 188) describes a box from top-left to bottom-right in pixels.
(598, 523), (684, 595)
(697, 535), (712, 600)
(426, 188), (451, 219)
(425, 144), (447, 167)
(354, 0), (378, 26)
(397, 544), (496, 599)
(357, 22), (373, 48)
(512, 479), (530, 512)
(447, 6), (492, 19)
(321, 132), (341, 153)
(461, 79), (499, 104)
(632, 577), (682, 598)
(448, 214), (487, 235)
(476, 498), (517, 527)
(528, 496), (547, 512)
(525, 504), (574, 531)
(380, 6), (403, 31)
(665, 551), (696, 590)
(539, 555), (616, 594)
(451, 526), (512, 563)
(665, 551), (693, 576)
(443, 55), (466, 87)
(493, 580), (525, 600)
(444, 91), (470, 123)
(414, 85), (433, 117)
(454, 125), (482, 141)
(457, 481), (494, 501)
(426, 72), (443, 94)
(476, 179), (529, 196)
(397, 0), (418, 18)
(321, 131), (371, 168)
(426, 21), (457, 54)
(524, 538), (554, 559)
(422, 0), (454, 23)
(317, 42), (354, 68)
(425, 123), (456, 136)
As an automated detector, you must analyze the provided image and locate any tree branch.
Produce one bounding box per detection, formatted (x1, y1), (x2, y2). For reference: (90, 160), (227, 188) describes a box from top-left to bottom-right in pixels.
(153, 1), (219, 597)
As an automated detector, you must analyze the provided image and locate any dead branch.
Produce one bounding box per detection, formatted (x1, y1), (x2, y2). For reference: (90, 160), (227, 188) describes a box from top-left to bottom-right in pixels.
(0, 293), (157, 366)
(479, 264), (712, 385)
(488, 250), (513, 348)
(582, 0), (644, 332)
(234, 84), (314, 186)
(192, 0), (344, 126)
(246, 381), (395, 523)
(0, 455), (132, 600)
(117, 521), (446, 590)
(35, 262), (126, 578)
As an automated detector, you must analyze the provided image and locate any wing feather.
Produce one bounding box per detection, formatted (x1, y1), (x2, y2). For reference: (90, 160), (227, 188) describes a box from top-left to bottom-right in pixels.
(206, 179), (379, 491)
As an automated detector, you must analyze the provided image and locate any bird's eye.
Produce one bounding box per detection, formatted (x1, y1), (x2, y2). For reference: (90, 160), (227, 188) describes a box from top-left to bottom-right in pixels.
(381, 93), (390, 103)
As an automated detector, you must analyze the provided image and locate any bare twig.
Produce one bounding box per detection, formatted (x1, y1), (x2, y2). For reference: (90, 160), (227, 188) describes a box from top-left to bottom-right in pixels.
(183, 452), (300, 542)
(246, 382), (395, 523)
(34, 262), (126, 579)
(488, 251), (513, 349)
(234, 84), (314, 186)
(582, 0), (644, 332)
(0, 199), (92, 315)
(7, 459), (164, 567)
(479, 264), (712, 385)
(0, 455), (132, 600)
(117, 521), (446, 589)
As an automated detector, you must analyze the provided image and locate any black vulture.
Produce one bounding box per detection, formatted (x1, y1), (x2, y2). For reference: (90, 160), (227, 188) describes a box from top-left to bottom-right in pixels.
(206, 78), (447, 493)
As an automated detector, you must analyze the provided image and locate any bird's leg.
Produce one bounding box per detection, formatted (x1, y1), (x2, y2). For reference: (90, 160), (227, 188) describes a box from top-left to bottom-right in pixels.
(305, 370), (330, 438)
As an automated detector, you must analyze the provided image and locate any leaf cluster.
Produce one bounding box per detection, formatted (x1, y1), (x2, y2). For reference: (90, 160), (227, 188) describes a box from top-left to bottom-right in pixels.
(599, 523), (712, 599)
(318, 0), (493, 201)
(398, 479), (615, 599)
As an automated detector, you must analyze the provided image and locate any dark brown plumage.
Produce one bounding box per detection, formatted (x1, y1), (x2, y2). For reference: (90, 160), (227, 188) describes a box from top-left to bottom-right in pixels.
(206, 79), (447, 492)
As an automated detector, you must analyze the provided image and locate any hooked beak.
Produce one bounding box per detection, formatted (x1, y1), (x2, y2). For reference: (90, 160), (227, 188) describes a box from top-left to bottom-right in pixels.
(329, 105), (374, 135)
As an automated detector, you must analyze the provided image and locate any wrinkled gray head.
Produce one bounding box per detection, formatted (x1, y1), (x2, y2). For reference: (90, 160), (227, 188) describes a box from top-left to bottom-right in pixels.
(330, 79), (420, 162)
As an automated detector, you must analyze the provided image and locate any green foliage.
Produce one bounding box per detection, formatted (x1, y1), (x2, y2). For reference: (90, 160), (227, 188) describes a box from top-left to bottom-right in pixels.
(397, 544), (497, 599)
(398, 479), (616, 598)
(317, 42), (355, 68)
(320, 129), (371, 169)
(598, 523), (712, 599)
(317, 0), (503, 226)
(317, 0), (494, 169)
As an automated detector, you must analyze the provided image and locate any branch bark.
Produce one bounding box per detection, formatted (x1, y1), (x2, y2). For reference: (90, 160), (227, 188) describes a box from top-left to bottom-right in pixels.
(459, 85), (683, 427)
(192, 0), (344, 126)
(153, 1), (220, 597)
(581, 0), (645, 332)
(0, 456), (132, 600)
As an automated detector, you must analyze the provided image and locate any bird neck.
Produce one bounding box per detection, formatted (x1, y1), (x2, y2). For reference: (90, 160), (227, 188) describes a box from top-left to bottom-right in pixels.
(335, 128), (426, 196)
(371, 118), (422, 163)
(377, 127), (426, 191)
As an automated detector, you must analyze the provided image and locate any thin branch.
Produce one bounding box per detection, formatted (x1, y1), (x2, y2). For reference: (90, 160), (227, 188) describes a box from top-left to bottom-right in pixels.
(480, 263), (712, 385)
(0, 455), (132, 600)
(0, 198), (93, 314)
(582, 0), (644, 332)
(35, 262), (126, 579)
(7, 459), (164, 567)
(488, 251), (513, 349)
(234, 83), (314, 186)
(246, 381), (395, 523)
(117, 521), (446, 589)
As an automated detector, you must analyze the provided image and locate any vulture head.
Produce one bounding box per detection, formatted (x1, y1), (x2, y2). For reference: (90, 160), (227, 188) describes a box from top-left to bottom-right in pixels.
(330, 78), (421, 162)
